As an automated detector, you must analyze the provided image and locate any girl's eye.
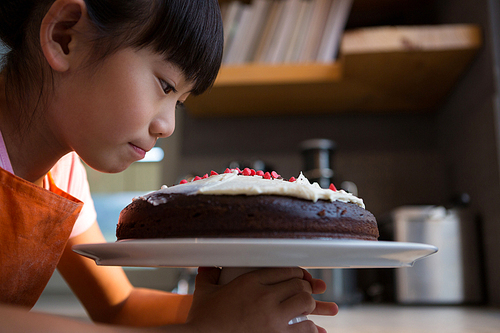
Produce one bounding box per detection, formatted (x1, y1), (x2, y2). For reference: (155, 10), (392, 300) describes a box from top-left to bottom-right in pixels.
(159, 79), (177, 95)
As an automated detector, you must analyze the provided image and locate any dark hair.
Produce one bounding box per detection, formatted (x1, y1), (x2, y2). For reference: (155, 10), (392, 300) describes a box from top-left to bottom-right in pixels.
(84, 0), (223, 95)
(0, 0), (223, 128)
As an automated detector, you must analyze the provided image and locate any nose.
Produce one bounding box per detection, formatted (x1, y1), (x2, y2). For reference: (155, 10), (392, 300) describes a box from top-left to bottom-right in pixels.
(150, 104), (176, 138)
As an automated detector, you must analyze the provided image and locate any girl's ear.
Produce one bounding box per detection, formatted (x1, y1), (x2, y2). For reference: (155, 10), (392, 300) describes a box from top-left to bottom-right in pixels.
(40, 0), (86, 72)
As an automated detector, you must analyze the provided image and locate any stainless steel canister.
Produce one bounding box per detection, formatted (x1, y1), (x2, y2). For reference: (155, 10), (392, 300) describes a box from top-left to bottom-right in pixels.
(393, 206), (482, 304)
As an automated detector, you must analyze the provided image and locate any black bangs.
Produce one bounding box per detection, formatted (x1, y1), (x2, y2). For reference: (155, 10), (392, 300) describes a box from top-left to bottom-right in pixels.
(139, 0), (223, 95)
(85, 0), (223, 95)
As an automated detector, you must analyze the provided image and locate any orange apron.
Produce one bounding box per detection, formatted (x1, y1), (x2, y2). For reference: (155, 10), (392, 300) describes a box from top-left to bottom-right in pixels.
(0, 167), (83, 308)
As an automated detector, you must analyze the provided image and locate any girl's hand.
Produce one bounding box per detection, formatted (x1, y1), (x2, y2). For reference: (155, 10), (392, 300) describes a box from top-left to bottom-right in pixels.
(186, 267), (338, 333)
(302, 269), (339, 317)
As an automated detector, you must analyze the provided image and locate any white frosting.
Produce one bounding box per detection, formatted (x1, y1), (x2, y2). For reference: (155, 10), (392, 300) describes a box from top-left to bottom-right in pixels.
(139, 170), (365, 208)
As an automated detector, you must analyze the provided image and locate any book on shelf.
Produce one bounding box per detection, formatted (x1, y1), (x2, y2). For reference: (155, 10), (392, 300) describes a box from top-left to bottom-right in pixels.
(316, 0), (353, 63)
(223, 4), (253, 63)
(224, 0), (272, 64)
(253, 0), (284, 62)
(220, 0), (353, 65)
(264, 0), (301, 64)
(283, 0), (314, 63)
(244, 0), (273, 62)
(222, 1), (244, 62)
(298, 0), (331, 62)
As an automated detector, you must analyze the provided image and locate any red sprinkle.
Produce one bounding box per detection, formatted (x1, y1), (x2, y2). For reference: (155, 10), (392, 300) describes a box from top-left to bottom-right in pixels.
(210, 170), (218, 176)
(242, 168), (252, 176)
(180, 179), (188, 184)
(224, 168), (232, 174)
(271, 171), (279, 179)
(202, 174), (209, 179)
(256, 170), (265, 177)
(193, 176), (202, 181)
(264, 172), (271, 179)
(250, 169), (257, 176)
(329, 183), (337, 191)
(289, 177), (296, 182)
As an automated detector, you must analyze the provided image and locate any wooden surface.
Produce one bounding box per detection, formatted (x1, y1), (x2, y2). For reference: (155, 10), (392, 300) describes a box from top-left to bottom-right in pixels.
(215, 63), (342, 86)
(33, 297), (500, 333)
(185, 24), (482, 117)
(310, 305), (500, 333)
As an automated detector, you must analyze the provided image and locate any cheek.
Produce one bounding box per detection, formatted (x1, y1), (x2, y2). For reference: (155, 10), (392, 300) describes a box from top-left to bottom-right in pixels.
(92, 83), (155, 133)
(124, 90), (159, 121)
(87, 61), (156, 123)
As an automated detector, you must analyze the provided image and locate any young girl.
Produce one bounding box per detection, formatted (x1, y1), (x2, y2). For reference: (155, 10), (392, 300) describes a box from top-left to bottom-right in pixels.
(0, 0), (338, 331)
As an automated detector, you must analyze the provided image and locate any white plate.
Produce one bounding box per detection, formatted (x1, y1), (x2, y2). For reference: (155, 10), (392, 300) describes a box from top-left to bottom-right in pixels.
(72, 238), (437, 268)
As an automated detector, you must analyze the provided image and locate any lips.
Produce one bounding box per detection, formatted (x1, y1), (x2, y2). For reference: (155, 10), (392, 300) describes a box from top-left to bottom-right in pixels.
(129, 143), (148, 159)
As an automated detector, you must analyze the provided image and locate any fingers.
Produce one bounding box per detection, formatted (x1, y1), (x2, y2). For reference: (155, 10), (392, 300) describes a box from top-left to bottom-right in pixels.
(311, 278), (327, 295)
(190, 266), (335, 333)
(311, 300), (339, 316)
(302, 269), (327, 295)
(274, 277), (313, 301)
(316, 325), (328, 333)
(287, 319), (319, 333)
(234, 268), (319, 325)
(232, 267), (324, 295)
(250, 267), (305, 285)
(288, 321), (328, 333)
(280, 291), (316, 320)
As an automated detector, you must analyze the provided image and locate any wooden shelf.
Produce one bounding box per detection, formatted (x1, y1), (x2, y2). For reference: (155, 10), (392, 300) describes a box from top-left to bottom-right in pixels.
(215, 63), (342, 86)
(185, 24), (482, 117)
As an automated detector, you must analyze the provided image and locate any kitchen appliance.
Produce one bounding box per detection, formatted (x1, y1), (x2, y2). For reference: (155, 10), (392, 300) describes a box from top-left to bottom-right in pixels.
(300, 138), (362, 304)
(300, 138), (336, 189)
(393, 205), (483, 304)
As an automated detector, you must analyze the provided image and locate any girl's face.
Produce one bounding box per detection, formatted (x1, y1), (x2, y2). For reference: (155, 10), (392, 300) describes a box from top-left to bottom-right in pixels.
(48, 47), (193, 173)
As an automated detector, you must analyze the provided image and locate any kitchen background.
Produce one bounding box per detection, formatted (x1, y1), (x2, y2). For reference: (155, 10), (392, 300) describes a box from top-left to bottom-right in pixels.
(1, 0), (498, 321)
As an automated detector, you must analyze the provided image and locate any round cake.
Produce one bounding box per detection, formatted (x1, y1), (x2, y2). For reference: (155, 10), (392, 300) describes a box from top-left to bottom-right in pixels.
(116, 169), (379, 241)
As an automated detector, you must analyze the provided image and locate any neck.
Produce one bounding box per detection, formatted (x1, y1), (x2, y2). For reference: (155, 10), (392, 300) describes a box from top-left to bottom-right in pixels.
(0, 77), (69, 184)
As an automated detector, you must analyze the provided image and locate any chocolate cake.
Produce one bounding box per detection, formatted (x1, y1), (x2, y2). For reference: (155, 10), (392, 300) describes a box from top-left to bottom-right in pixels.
(116, 169), (378, 241)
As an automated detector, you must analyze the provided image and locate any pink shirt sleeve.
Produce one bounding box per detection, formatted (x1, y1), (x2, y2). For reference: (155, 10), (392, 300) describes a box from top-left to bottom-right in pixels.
(49, 152), (97, 238)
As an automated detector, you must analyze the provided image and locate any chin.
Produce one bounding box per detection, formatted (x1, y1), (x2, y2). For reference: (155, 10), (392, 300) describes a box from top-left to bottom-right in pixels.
(104, 166), (129, 174)
(84, 159), (132, 174)
(105, 163), (132, 174)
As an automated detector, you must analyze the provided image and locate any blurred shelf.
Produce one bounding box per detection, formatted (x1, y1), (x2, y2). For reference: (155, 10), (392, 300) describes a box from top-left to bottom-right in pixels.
(185, 24), (482, 117)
